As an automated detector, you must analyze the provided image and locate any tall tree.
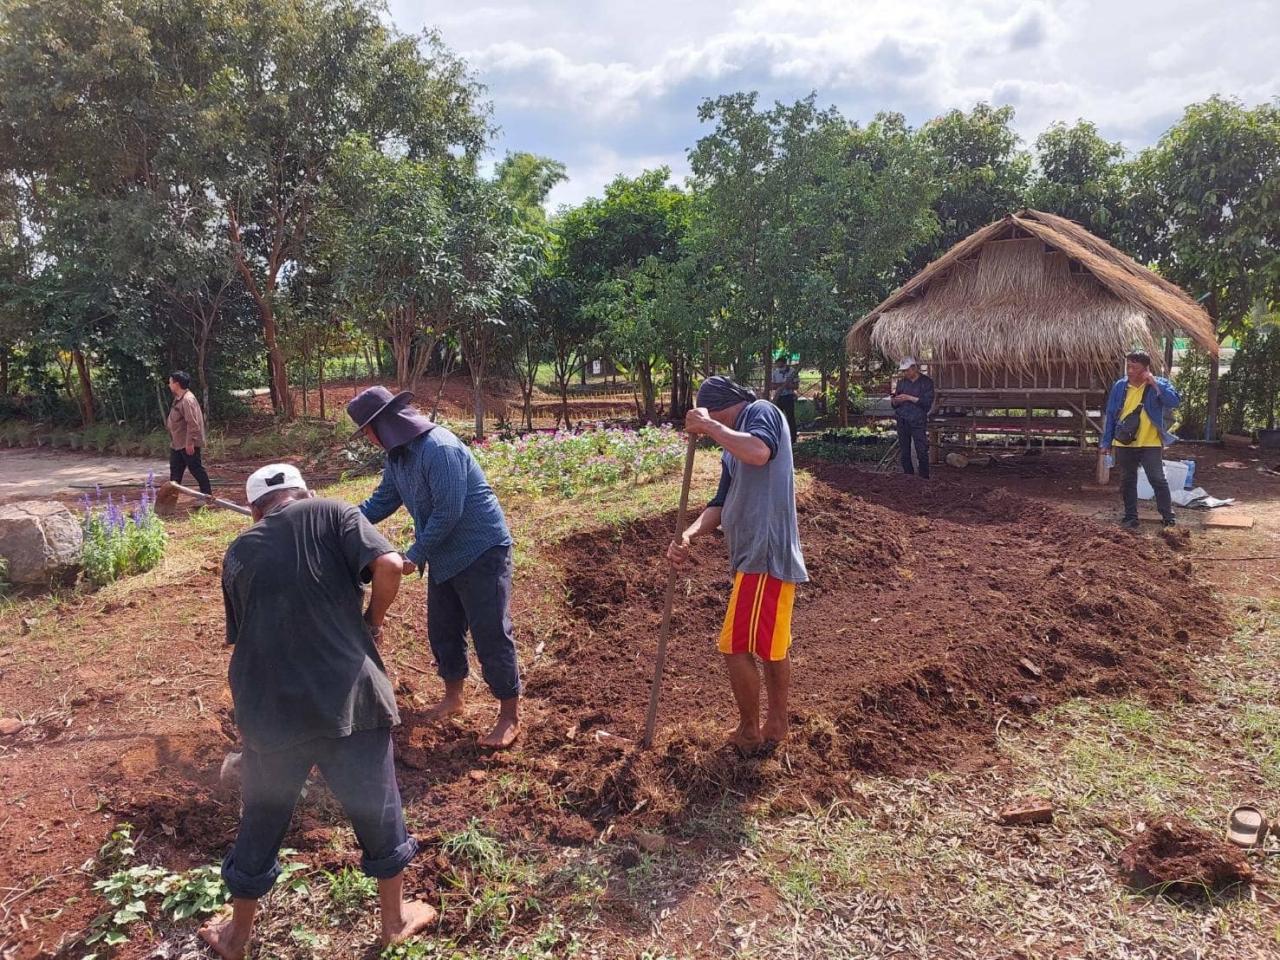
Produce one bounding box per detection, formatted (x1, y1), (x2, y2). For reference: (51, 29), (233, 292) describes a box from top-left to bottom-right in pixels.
(1127, 96), (1280, 438)
(214, 0), (488, 415)
(1027, 120), (1127, 240)
(912, 102), (1031, 269)
(558, 168), (689, 420)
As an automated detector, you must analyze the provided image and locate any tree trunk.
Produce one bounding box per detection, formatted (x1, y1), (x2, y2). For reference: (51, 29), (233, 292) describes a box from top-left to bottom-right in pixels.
(196, 342), (210, 423)
(1163, 335), (1174, 374)
(639, 360), (655, 422)
(837, 360), (849, 428)
(1205, 291), (1220, 441)
(0, 344), (9, 394)
(472, 366), (486, 439)
(761, 345), (772, 398)
(73, 349), (95, 426)
(318, 346), (326, 420)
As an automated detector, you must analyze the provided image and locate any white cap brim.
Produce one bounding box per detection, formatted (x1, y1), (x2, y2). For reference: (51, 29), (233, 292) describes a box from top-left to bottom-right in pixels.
(246, 463), (308, 505)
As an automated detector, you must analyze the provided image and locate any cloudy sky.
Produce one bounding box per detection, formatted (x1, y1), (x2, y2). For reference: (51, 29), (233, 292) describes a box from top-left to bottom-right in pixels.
(387, 0), (1278, 208)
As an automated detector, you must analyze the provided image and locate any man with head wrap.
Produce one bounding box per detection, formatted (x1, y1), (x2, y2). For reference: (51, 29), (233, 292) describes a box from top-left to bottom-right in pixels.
(666, 376), (808, 752)
(347, 387), (520, 750)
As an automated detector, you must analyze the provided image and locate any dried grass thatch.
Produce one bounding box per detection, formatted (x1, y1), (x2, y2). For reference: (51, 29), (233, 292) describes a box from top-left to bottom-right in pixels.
(846, 210), (1218, 369)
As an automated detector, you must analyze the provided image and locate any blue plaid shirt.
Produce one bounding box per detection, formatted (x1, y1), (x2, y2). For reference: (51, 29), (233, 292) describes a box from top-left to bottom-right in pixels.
(359, 427), (511, 583)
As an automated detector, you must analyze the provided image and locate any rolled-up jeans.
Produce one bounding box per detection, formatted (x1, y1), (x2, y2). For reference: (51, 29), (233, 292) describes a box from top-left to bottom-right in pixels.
(221, 726), (417, 899)
(427, 545), (521, 701)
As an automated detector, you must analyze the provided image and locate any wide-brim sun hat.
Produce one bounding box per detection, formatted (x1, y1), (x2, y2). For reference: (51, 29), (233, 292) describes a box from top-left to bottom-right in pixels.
(346, 386), (414, 440)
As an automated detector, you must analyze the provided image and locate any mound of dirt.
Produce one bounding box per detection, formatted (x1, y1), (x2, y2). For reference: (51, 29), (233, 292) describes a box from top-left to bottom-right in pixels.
(1119, 817), (1253, 897)
(529, 466), (1225, 824)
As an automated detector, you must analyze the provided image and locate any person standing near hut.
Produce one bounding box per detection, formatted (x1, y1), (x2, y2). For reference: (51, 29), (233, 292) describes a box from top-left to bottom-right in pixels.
(1100, 351), (1180, 529)
(771, 355), (800, 445)
(167, 370), (213, 495)
(890, 358), (934, 480)
(666, 375), (808, 752)
(347, 387), (521, 749)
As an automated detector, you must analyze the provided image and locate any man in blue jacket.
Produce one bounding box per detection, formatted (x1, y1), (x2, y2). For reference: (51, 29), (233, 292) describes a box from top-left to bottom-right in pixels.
(1100, 352), (1181, 530)
(348, 387), (520, 749)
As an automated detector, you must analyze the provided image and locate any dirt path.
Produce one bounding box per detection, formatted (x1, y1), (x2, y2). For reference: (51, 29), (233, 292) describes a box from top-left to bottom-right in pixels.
(0, 449), (168, 502)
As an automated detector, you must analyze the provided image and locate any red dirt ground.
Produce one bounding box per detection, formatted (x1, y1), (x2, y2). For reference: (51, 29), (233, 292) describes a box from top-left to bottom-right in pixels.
(0, 465), (1232, 957)
(1119, 817), (1254, 898)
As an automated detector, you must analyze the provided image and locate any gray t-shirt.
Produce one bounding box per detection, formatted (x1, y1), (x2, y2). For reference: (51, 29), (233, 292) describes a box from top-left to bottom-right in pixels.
(222, 498), (400, 753)
(708, 400), (808, 584)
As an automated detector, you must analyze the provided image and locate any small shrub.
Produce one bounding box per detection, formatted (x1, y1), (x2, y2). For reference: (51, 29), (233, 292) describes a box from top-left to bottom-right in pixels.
(79, 474), (168, 587)
(323, 865), (378, 918)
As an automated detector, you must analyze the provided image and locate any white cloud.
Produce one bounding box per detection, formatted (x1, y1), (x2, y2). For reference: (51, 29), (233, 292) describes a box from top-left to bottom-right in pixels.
(387, 0), (1280, 203)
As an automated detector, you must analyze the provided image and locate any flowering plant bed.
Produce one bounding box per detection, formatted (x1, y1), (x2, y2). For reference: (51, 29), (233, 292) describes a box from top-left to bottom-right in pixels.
(473, 426), (686, 497)
(79, 473), (168, 586)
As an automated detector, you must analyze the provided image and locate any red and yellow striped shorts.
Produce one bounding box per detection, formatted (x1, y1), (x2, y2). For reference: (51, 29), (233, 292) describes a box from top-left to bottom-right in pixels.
(718, 571), (796, 661)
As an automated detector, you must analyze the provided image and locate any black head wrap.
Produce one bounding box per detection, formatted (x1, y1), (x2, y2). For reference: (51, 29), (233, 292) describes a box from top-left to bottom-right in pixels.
(696, 375), (757, 412)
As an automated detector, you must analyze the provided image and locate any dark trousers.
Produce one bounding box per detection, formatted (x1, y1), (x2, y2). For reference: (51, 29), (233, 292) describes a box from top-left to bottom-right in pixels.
(1115, 445), (1174, 523)
(774, 394), (797, 445)
(896, 419), (930, 479)
(169, 446), (212, 495)
(427, 545), (521, 701)
(222, 727), (416, 900)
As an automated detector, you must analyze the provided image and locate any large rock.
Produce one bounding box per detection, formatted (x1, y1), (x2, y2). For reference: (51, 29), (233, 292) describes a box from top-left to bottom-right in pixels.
(0, 500), (83, 586)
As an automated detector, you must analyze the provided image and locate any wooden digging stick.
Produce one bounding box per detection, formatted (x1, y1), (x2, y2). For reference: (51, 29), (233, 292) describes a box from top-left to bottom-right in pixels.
(642, 433), (699, 749)
(162, 481), (253, 517)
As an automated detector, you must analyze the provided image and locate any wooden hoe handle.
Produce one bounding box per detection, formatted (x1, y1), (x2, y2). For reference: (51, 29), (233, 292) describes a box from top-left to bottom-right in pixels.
(642, 433), (698, 749)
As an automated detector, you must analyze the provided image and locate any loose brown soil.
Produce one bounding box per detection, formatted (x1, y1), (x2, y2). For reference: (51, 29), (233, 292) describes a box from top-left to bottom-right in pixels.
(1119, 817), (1254, 898)
(0, 465), (1232, 957)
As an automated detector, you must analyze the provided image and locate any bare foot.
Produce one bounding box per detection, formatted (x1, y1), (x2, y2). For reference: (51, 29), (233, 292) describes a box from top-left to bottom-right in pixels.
(423, 697), (465, 724)
(728, 726), (764, 755)
(380, 899), (438, 947)
(761, 719), (789, 745)
(198, 915), (250, 960)
(478, 714), (520, 750)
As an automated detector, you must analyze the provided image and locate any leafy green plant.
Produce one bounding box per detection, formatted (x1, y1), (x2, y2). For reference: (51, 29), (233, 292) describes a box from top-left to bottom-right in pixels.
(323, 865), (378, 918)
(79, 475), (167, 587)
(157, 864), (230, 921)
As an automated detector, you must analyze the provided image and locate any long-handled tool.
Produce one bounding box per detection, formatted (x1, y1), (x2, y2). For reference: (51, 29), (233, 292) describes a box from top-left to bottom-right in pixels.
(156, 480), (252, 517)
(642, 433), (698, 749)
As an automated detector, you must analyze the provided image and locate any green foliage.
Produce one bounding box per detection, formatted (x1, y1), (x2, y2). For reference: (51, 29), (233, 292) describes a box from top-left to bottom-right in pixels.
(473, 426), (685, 498)
(1027, 121), (1128, 241)
(438, 820), (541, 941)
(322, 865), (378, 918)
(795, 428), (894, 464)
(79, 486), (167, 588)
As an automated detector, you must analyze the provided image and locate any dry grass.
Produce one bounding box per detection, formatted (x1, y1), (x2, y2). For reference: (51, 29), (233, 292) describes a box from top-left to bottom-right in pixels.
(846, 209), (1219, 370)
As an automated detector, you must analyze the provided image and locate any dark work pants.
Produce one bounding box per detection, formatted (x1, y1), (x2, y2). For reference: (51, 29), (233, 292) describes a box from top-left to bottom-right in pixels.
(222, 727), (417, 900)
(774, 394), (797, 445)
(427, 545), (521, 701)
(1115, 445), (1174, 524)
(896, 419), (930, 479)
(169, 446), (212, 495)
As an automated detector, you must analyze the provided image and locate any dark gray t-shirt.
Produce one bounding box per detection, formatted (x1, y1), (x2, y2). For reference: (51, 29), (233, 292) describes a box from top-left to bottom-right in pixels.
(707, 400), (808, 583)
(222, 498), (399, 753)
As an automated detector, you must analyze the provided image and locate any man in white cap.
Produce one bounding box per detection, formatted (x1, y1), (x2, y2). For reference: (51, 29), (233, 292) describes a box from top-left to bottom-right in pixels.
(203, 464), (434, 959)
(890, 358), (934, 480)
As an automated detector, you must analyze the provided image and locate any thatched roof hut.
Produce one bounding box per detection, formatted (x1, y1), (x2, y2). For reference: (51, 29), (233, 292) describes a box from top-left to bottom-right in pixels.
(846, 210), (1219, 375)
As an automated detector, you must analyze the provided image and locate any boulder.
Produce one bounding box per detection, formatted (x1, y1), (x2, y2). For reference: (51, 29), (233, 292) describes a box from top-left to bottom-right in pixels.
(0, 500), (83, 586)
